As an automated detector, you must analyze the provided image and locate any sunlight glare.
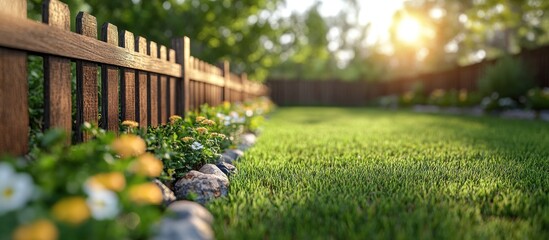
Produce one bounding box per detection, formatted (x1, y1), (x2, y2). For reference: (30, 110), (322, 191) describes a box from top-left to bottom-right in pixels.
(396, 17), (422, 44)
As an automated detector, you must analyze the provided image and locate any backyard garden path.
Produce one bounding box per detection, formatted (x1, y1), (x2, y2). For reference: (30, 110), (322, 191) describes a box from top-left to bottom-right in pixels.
(208, 107), (549, 239)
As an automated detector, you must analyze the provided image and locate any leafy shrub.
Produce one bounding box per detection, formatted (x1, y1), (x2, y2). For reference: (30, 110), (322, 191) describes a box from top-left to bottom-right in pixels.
(478, 56), (535, 99)
(457, 89), (483, 107)
(527, 88), (549, 110)
(399, 83), (426, 107)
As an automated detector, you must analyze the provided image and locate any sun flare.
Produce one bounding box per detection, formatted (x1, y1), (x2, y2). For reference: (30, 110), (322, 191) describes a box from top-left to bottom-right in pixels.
(396, 17), (422, 44)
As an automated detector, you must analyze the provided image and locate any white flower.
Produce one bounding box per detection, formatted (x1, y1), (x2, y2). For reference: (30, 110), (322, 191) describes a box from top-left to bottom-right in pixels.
(223, 116), (232, 126)
(0, 163), (34, 214)
(191, 141), (204, 151)
(245, 110), (253, 117)
(86, 188), (119, 220)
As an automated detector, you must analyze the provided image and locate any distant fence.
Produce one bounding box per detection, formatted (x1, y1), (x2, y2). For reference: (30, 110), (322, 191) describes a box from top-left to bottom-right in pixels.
(268, 45), (549, 106)
(0, 0), (268, 155)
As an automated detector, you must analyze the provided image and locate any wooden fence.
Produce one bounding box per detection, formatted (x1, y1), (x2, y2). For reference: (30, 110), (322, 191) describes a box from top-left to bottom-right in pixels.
(0, 0), (268, 155)
(269, 44), (549, 106)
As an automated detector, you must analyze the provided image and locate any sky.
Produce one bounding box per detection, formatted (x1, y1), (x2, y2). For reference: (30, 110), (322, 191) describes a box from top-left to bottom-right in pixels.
(280, 0), (405, 45)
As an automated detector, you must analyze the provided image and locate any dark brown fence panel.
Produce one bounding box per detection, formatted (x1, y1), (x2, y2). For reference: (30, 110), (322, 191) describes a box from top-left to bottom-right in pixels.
(76, 12), (98, 141)
(0, 0), (28, 155)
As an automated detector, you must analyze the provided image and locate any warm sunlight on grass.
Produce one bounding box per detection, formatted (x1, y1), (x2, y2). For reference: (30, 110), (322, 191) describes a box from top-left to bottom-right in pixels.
(396, 17), (422, 44)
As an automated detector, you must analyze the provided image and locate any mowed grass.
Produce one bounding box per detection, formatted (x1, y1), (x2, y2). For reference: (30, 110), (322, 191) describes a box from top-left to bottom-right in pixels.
(207, 107), (549, 239)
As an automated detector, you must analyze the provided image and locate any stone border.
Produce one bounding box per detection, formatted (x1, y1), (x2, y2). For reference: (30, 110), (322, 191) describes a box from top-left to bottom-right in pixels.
(412, 105), (549, 121)
(152, 132), (258, 240)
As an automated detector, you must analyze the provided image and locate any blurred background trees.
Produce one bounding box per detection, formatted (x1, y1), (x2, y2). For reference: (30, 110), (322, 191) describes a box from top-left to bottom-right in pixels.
(27, 0), (549, 82)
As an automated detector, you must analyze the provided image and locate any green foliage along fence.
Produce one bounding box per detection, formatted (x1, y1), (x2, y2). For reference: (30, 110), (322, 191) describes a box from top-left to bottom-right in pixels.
(0, 0), (269, 156)
(268, 45), (549, 106)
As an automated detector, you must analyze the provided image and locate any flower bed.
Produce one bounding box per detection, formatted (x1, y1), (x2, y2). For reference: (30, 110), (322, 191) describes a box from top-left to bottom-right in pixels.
(0, 97), (274, 240)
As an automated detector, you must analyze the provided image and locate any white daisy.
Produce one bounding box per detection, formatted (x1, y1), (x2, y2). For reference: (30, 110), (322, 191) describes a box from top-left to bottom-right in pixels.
(191, 141), (204, 151)
(86, 188), (119, 220)
(0, 163), (34, 214)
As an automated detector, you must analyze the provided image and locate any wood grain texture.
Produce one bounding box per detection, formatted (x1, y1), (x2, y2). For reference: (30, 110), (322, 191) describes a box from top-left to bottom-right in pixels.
(0, 0), (27, 156)
(100, 23), (119, 132)
(222, 61), (230, 102)
(135, 36), (148, 128)
(0, 14), (181, 77)
(172, 37), (190, 115)
(159, 45), (167, 124)
(43, 0), (72, 140)
(148, 41), (158, 127)
(75, 12), (98, 141)
(120, 30), (136, 122)
(168, 49), (176, 116)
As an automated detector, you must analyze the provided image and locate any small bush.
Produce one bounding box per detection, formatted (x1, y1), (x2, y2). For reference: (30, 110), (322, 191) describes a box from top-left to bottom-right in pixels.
(478, 56), (535, 99)
(527, 88), (549, 110)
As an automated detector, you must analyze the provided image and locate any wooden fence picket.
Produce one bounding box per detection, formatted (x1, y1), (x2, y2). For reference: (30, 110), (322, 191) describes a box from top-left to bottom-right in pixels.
(148, 41), (159, 127)
(75, 12), (98, 141)
(43, 0), (72, 140)
(119, 30), (136, 123)
(100, 23), (119, 132)
(135, 36), (149, 128)
(0, 0), (28, 155)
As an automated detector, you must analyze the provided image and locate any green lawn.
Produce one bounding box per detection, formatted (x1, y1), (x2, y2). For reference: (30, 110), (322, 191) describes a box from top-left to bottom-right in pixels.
(208, 107), (549, 239)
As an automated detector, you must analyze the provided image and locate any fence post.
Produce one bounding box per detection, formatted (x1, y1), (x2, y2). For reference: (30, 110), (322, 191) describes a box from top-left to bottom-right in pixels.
(173, 36), (190, 116)
(0, 0), (28, 155)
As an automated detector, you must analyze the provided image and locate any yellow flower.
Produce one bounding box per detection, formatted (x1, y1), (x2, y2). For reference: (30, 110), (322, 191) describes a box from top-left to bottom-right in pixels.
(196, 127), (208, 134)
(459, 89), (468, 102)
(51, 197), (90, 225)
(200, 119), (216, 126)
(210, 133), (226, 139)
(88, 172), (126, 192)
(223, 101), (231, 109)
(181, 137), (194, 143)
(128, 183), (163, 205)
(131, 153), (164, 177)
(111, 134), (146, 158)
(121, 120), (139, 128)
(169, 115), (182, 124)
(13, 219), (58, 240)
(195, 116), (206, 123)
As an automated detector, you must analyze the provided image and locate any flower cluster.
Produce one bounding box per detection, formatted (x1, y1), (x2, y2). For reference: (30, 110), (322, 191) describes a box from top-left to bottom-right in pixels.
(144, 97), (275, 179)
(1, 127), (163, 239)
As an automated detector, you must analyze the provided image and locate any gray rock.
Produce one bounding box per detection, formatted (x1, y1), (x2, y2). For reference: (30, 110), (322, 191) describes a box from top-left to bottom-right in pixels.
(238, 133), (257, 150)
(167, 200), (214, 224)
(224, 149), (244, 161)
(153, 179), (176, 206)
(174, 170), (229, 204)
(540, 110), (549, 121)
(500, 109), (536, 119)
(215, 162), (237, 177)
(198, 164), (227, 180)
(154, 216), (214, 240)
(217, 154), (234, 165)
